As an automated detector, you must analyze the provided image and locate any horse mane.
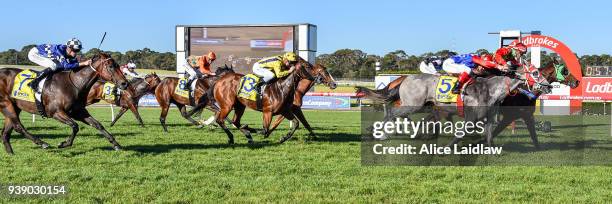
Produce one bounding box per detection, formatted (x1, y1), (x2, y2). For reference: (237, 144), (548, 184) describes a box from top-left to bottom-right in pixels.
(215, 64), (235, 75)
(73, 52), (118, 73)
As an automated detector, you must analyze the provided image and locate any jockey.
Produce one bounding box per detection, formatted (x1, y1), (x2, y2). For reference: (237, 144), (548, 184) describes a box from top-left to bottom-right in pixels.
(450, 54), (501, 94)
(182, 51), (216, 91)
(419, 52), (457, 75)
(419, 56), (445, 75)
(28, 38), (91, 91)
(494, 43), (528, 71)
(442, 53), (477, 74)
(252, 52), (298, 93)
(120, 60), (140, 78)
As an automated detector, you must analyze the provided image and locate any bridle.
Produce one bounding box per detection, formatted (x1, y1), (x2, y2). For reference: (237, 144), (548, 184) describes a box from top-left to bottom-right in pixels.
(95, 57), (128, 91)
(297, 61), (324, 84)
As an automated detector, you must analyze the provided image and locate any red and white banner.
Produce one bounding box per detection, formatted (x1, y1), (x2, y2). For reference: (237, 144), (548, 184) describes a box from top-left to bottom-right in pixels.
(540, 77), (612, 101)
(581, 77), (612, 100)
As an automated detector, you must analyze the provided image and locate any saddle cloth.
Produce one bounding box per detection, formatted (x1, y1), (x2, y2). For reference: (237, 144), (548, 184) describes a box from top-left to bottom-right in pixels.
(435, 76), (459, 103)
(101, 82), (117, 101)
(11, 69), (38, 102)
(174, 77), (192, 99)
(237, 74), (261, 101)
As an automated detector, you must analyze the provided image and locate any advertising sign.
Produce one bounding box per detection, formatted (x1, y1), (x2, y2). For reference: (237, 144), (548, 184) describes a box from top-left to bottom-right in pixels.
(302, 96), (351, 110)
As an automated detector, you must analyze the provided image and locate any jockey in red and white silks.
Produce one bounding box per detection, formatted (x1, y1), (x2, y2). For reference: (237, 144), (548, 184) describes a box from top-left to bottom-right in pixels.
(120, 61), (140, 78)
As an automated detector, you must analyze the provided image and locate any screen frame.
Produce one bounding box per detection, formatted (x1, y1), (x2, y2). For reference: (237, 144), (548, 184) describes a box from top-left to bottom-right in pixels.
(178, 24), (311, 56)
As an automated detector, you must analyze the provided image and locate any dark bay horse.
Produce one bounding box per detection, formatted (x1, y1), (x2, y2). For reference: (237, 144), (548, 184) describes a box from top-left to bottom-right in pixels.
(0, 53), (129, 154)
(267, 61), (337, 138)
(86, 73), (161, 127)
(484, 62), (579, 147)
(212, 60), (321, 144)
(154, 66), (234, 132)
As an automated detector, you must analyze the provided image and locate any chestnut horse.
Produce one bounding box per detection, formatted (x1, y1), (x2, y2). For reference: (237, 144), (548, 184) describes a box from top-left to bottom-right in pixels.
(154, 66), (234, 132)
(266, 60), (337, 138)
(0, 53), (129, 154)
(212, 60), (328, 144)
(108, 73), (161, 127)
(86, 73), (161, 127)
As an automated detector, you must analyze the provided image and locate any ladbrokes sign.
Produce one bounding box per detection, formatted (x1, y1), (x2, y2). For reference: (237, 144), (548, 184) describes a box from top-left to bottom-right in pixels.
(583, 77), (612, 100)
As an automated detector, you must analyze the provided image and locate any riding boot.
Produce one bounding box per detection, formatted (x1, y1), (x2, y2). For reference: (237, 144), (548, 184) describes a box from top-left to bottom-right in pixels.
(255, 81), (264, 96)
(254, 81), (267, 110)
(185, 77), (195, 92)
(29, 68), (53, 91)
(452, 72), (471, 94)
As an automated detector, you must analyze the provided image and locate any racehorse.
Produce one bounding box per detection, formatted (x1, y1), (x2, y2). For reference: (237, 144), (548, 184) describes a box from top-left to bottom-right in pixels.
(0, 53), (129, 154)
(266, 60), (337, 138)
(484, 61), (579, 147)
(211, 59), (323, 144)
(356, 63), (552, 145)
(86, 73), (161, 127)
(154, 65), (234, 132)
(357, 61), (577, 147)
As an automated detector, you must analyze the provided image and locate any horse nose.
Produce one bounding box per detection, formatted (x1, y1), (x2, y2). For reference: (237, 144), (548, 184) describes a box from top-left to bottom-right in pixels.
(574, 80), (580, 88)
(330, 82), (337, 89)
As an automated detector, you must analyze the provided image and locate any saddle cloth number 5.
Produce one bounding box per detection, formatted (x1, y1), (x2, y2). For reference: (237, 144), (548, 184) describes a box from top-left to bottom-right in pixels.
(438, 78), (453, 93)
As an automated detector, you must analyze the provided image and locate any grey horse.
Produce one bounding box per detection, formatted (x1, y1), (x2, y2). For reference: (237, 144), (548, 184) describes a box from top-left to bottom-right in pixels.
(357, 69), (551, 146)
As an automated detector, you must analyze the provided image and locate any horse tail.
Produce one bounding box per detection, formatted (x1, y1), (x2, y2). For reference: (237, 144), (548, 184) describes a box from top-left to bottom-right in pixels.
(199, 80), (218, 110)
(355, 86), (391, 103)
(355, 78), (404, 103)
(385, 84), (401, 102)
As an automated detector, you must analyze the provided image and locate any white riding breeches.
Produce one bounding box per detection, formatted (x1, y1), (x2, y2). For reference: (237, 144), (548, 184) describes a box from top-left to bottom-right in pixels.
(28, 47), (58, 70)
(122, 67), (140, 77)
(442, 58), (471, 74)
(252, 62), (274, 82)
(182, 58), (198, 80)
(419, 61), (439, 75)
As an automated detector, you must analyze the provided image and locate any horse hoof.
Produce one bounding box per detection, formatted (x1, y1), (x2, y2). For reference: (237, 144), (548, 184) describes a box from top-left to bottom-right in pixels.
(57, 142), (70, 149)
(279, 137), (290, 144)
(247, 139), (254, 144)
(113, 145), (122, 151)
(228, 140), (235, 145)
(41, 143), (50, 149)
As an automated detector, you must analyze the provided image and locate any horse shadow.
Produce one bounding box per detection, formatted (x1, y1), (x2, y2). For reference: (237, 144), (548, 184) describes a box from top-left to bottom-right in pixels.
(9, 131), (138, 140)
(310, 132), (362, 142)
(119, 140), (281, 155)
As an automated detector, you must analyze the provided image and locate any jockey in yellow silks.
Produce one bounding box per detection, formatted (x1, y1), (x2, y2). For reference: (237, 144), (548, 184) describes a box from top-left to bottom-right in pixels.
(252, 52), (299, 92)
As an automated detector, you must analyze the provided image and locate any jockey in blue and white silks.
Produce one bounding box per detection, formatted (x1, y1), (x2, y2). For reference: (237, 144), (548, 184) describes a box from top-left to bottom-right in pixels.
(442, 54), (477, 74)
(28, 38), (92, 91)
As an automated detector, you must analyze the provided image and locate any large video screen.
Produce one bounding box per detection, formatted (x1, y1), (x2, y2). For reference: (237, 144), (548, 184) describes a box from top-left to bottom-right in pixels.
(188, 26), (295, 74)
